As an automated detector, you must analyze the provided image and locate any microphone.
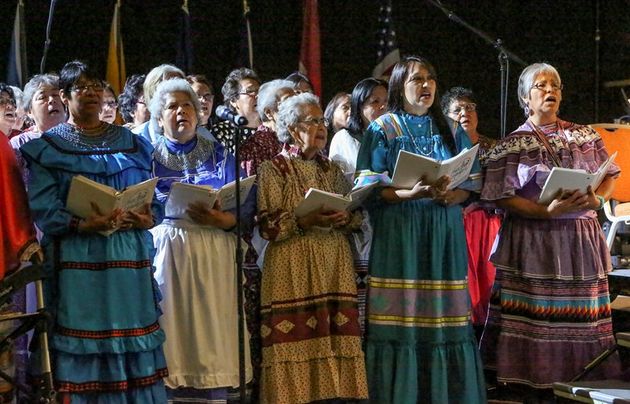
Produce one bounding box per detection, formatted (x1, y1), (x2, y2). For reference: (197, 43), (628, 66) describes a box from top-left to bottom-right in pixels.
(216, 106), (248, 126)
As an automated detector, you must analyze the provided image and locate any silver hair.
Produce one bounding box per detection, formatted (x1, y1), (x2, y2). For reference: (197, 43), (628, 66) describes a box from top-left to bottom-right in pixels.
(143, 64), (185, 106)
(22, 74), (60, 112)
(9, 86), (25, 110)
(276, 92), (320, 144)
(149, 78), (201, 131)
(517, 63), (561, 115)
(256, 79), (295, 121)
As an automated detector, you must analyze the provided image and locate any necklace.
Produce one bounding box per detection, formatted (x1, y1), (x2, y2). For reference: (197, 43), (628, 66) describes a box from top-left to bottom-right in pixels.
(68, 121), (108, 136)
(399, 114), (434, 156)
(56, 122), (119, 150)
(154, 135), (217, 172)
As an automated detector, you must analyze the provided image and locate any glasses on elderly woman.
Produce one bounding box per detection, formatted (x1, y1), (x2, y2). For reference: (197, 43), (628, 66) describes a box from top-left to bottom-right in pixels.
(103, 101), (118, 109)
(238, 88), (258, 97)
(0, 97), (16, 107)
(531, 81), (563, 92)
(299, 117), (329, 127)
(449, 103), (477, 115)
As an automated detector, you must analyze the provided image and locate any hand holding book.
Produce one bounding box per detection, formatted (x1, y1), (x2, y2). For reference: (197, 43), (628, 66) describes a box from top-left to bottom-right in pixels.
(186, 200), (237, 230)
(77, 202), (124, 234)
(296, 207), (350, 231)
(543, 186), (595, 218)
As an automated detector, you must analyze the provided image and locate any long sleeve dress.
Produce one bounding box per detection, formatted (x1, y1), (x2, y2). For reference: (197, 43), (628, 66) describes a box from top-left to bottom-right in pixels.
(150, 134), (253, 403)
(20, 123), (167, 403)
(355, 111), (486, 403)
(0, 134), (38, 276)
(257, 144), (368, 404)
(480, 119), (621, 388)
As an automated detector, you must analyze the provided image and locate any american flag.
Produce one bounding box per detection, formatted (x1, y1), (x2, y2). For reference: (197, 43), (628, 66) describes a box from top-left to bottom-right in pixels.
(372, 0), (400, 79)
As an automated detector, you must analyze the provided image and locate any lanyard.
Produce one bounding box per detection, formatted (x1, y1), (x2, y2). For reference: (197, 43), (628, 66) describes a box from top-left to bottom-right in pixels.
(527, 120), (566, 168)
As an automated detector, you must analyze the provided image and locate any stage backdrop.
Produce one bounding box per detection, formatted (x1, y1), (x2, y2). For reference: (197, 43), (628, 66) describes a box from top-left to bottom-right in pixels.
(0, 0), (628, 137)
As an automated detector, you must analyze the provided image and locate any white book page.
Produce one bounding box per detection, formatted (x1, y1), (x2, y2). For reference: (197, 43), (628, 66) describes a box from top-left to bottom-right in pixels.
(217, 175), (256, 211)
(165, 182), (217, 219)
(347, 181), (379, 211)
(66, 175), (118, 218)
(116, 178), (158, 212)
(294, 188), (350, 217)
(538, 152), (617, 204)
(391, 144), (479, 190)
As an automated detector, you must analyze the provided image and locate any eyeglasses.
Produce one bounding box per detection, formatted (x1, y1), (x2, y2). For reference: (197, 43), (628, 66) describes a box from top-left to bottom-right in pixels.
(449, 103), (477, 115)
(71, 83), (105, 93)
(299, 117), (329, 127)
(103, 101), (118, 109)
(531, 82), (563, 92)
(0, 98), (16, 107)
(198, 94), (214, 102)
(238, 88), (258, 97)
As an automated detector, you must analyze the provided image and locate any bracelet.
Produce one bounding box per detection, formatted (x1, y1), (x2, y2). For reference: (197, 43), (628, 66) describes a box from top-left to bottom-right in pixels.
(295, 222), (306, 236)
(595, 195), (606, 210)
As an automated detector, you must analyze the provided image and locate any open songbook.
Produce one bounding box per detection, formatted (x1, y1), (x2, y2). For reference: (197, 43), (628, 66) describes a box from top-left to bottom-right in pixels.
(538, 152), (617, 204)
(391, 144), (479, 190)
(294, 181), (378, 218)
(66, 175), (158, 236)
(164, 175), (256, 220)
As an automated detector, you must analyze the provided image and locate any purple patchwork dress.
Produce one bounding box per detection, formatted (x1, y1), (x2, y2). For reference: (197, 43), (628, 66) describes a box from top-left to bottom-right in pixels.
(480, 119), (621, 388)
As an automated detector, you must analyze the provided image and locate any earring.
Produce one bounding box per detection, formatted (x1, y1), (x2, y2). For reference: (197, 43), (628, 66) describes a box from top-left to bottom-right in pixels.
(524, 105), (530, 115)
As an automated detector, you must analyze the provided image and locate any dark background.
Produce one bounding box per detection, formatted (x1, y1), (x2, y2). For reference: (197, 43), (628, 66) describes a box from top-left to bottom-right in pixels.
(1, 0), (628, 137)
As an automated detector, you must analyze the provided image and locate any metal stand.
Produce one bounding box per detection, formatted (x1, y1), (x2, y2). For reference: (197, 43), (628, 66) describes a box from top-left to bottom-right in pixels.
(0, 264), (55, 402)
(233, 124), (248, 403)
(427, 0), (527, 138)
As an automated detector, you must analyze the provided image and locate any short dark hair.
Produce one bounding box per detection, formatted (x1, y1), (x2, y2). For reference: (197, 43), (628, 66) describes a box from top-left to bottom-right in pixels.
(119, 74), (145, 123)
(387, 55), (456, 154)
(347, 77), (387, 139)
(186, 74), (213, 92)
(59, 60), (101, 98)
(285, 71), (313, 91)
(441, 86), (476, 116)
(221, 67), (259, 110)
(0, 83), (15, 101)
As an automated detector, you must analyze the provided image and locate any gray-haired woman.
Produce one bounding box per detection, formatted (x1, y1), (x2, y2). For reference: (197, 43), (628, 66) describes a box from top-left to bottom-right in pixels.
(257, 92), (367, 403)
(149, 78), (253, 402)
(480, 62), (621, 399)
(10, 74), (65, 151)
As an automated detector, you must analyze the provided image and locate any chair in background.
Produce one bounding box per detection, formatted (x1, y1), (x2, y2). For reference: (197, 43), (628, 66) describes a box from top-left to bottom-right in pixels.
(591, 124), (630, 250)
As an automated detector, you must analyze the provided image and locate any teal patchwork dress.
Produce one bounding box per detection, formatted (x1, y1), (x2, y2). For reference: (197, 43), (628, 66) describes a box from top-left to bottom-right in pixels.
(355, 112), (486, 403)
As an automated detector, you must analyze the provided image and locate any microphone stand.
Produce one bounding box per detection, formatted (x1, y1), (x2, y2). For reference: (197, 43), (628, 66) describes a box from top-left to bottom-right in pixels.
(427, 0), (527, 138)
(233, 121), (247, 403)
(40, 0), (57, 74)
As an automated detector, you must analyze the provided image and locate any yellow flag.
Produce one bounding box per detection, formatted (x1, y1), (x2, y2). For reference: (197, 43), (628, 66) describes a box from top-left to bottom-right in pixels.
(106, 0), (125, 96)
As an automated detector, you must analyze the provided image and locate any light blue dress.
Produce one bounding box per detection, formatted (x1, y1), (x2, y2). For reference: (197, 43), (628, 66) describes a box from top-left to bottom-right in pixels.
(355, 112), (486, 403)
(21, 123), (167, 403)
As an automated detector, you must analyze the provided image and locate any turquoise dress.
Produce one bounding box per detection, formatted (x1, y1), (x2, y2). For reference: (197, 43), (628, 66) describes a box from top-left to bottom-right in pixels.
(355, 112), (486, 403)
(21, 123), (167, 403)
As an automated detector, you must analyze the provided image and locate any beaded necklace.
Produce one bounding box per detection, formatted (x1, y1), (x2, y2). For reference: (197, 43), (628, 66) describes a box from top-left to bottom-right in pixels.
(154, 135), (217, 172)
(399, 114), (434, 156)
(56, 122), (118, 150)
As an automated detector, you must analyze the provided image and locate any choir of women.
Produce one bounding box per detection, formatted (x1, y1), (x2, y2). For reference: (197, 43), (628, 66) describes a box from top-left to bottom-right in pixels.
(2, 53), (621, 404)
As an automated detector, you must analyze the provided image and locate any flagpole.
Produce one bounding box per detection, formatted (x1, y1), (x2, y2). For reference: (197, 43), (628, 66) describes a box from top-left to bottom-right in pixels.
(40, 0), (58, 74)
(243, 0), (254, 69)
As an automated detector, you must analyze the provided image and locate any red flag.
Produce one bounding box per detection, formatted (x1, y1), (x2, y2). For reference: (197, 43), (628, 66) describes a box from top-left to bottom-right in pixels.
(298, 0), (321, 96)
